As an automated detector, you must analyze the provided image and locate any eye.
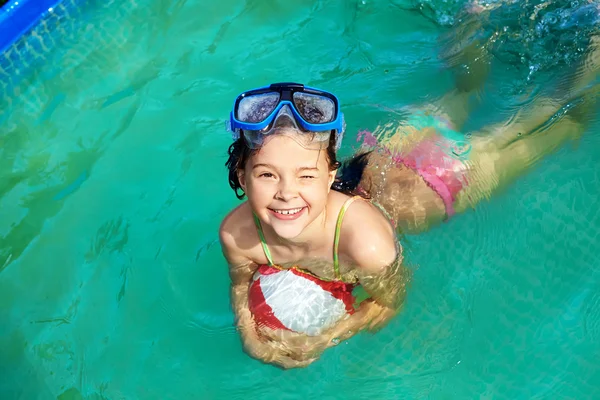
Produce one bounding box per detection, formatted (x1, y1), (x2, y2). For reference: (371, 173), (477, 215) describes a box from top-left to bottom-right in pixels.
(301, 175), (316, 179)
(259, 172), (274, 178)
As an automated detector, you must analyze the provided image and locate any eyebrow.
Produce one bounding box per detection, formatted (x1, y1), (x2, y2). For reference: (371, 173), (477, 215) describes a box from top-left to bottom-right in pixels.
(297, 166), (320, 172)
(252, 163), (320, 172)
(252, 163), (275, 170)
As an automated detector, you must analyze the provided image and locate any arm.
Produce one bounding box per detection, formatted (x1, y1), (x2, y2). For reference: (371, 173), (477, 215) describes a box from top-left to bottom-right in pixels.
(330, 199), (409, 337)
(328, 250), (409, 342)
(228, 261), (264, 357)
(219, 225), (315, 368)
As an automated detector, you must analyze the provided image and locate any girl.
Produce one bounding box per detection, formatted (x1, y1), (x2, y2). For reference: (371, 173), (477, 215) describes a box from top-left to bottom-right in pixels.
(220, 13), (598, 366)
(219, 79), (594, 369)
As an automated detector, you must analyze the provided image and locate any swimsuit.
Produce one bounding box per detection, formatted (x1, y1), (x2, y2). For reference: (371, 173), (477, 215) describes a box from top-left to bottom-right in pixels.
(394, 137), (469, 219)
(357, 112), (471, 220)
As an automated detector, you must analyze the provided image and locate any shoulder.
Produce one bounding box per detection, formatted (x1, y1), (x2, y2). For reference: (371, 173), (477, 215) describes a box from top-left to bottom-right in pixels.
(219, 202), (258, 271)
(335, 196), (399, 273)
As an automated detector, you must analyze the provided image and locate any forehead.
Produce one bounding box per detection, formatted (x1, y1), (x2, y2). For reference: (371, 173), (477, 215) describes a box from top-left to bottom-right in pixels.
(247, 135), (329, 169)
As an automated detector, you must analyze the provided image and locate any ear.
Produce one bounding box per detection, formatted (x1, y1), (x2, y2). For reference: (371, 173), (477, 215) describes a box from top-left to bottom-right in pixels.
(238, 169), (247, 192)
(327, 169), (337, 191)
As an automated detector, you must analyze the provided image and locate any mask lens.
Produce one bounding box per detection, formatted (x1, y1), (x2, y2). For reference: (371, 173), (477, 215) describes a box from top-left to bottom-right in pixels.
(292, 92), (335, 124)
(236, 92), (281, 123)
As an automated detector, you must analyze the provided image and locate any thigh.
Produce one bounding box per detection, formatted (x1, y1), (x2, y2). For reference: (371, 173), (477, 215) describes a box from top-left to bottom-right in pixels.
(455, 114), (585, 212)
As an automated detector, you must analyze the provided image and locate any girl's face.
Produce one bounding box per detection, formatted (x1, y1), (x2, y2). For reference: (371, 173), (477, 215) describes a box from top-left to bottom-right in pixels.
(239, 133), (337, 240)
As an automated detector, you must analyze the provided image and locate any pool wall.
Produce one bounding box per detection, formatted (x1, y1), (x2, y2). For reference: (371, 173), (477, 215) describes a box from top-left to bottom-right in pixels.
(0, 0), (65, 53)
(0, 0), (81, 108)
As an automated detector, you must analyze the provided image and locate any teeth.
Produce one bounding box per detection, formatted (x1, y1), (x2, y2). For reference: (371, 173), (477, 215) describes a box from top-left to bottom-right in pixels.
(273, 207), (303, 215)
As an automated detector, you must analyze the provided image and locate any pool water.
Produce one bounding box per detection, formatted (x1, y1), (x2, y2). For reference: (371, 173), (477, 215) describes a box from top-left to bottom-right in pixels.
(1, 0), (599, 398)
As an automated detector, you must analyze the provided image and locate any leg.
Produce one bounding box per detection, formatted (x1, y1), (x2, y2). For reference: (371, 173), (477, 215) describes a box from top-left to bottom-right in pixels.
(360, 9), (599, 232)
(372, 3), (496, 155)
(455, 110), (589, 212)
(393, 32), (598, 222)
(455, 34), (600, 210)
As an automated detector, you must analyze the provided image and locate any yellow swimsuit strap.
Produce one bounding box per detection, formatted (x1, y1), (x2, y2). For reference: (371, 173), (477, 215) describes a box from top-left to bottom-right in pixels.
(333, 195), (363, 280)
(252, 212), (274, 266)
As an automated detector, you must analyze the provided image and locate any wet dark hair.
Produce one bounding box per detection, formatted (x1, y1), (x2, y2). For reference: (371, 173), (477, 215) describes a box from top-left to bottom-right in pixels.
(225, 133), (369, 200)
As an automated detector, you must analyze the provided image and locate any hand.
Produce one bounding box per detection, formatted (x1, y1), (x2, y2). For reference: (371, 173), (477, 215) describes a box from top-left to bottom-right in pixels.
(361, 301), (398, 332)
(272, 355), (318, 369)
(257, 326), (333, 361)
(242, 332), (318, 369)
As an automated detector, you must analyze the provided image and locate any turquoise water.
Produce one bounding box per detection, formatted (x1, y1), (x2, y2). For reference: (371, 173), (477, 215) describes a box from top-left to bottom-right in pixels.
(1, 0), (600, 398)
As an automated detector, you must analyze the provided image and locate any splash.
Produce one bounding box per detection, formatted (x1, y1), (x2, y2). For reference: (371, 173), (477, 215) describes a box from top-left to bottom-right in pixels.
(441, 0), (600, 84)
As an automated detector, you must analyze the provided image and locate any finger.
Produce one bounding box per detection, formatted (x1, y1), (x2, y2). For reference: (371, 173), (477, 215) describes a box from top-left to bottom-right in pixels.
(255, 325), (272, 336)
(274, 356), (317, 369)
(292, 358), (318, 368)
(288, 347), (325, 362)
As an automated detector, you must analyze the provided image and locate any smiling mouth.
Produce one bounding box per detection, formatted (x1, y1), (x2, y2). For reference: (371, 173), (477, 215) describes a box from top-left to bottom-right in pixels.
(270, 207), (305, 215)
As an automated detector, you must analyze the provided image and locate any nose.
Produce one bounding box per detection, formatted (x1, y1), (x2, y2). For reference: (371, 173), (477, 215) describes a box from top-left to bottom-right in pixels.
(275, 177), (298, 201)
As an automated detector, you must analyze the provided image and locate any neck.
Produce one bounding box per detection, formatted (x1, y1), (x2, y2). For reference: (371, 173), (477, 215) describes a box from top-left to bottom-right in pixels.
(269, 208), (330, 252)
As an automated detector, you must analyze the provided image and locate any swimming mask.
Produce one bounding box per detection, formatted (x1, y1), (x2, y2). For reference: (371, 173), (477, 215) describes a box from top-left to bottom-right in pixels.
(227, 82), (345, 150)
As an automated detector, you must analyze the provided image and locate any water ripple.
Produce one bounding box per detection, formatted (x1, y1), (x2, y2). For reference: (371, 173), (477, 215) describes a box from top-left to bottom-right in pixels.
(1, 0), (599, 398)
(185, 311), (235, 336)
(85, 217), (130, 262)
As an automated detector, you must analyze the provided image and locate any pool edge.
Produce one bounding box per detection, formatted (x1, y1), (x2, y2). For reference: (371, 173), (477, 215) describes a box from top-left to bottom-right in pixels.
(0, 0), (66, 54)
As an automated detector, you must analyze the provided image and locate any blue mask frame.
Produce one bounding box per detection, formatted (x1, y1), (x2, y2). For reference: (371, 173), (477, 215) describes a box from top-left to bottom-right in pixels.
(228, 82), (345, 140)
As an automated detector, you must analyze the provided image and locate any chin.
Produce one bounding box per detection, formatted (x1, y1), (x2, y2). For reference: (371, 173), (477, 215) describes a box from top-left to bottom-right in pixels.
(268, 218), (308, 239)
